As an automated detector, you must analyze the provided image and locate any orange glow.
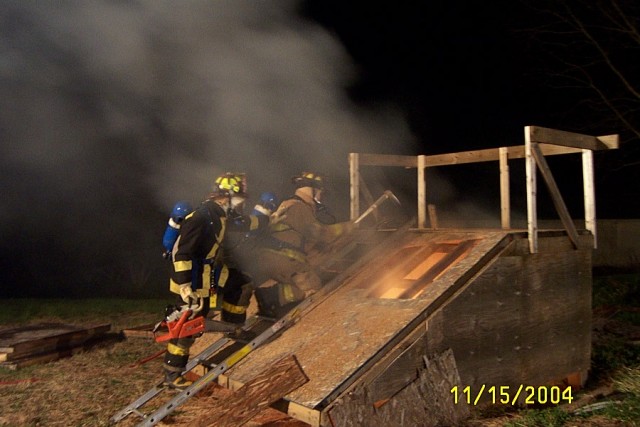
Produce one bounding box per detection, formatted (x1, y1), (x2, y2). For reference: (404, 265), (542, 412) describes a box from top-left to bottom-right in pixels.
(404, 252), (447, 280)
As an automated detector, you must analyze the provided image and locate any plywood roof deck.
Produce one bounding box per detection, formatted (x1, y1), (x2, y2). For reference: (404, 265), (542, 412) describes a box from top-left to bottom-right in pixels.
(227, 229), (511, 409)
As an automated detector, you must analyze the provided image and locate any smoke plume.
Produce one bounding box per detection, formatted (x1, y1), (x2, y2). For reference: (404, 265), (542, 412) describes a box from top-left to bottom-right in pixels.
(0, 0), (415, 297)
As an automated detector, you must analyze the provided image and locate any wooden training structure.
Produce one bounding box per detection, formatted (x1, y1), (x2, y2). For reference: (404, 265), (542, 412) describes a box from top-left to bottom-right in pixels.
(183, 126), (617, 426)
(0, 323), (111, 370)
(349, 125), (619, 251)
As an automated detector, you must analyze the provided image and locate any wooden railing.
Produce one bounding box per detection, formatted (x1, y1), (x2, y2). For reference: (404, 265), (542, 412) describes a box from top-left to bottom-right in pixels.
(349, 126), (619, 253)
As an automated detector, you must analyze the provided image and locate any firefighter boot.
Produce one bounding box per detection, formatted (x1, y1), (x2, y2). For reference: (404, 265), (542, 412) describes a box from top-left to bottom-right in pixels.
(163, 368), (192, 391)
(254, 285), (280, 318)
(163, 338), (195, 390)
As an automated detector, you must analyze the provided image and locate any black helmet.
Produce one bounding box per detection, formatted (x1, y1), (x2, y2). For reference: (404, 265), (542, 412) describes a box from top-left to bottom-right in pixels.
(292, 171), (324, 189)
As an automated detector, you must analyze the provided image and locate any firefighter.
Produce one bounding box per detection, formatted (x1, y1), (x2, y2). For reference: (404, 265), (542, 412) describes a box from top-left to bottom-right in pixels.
(162, 173), (268, 390)
(253, 172), (353, 318)
(222, 191), (280, 293)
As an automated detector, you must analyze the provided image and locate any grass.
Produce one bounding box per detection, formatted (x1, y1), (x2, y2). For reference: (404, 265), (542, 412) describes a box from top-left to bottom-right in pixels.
(1, 274), (639, 426)
(0, 298), (176, 426)
(0, 298), (173, 325)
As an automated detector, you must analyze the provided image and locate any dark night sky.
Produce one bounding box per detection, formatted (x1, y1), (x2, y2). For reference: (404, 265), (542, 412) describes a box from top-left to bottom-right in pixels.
(0, 0), (637, 298)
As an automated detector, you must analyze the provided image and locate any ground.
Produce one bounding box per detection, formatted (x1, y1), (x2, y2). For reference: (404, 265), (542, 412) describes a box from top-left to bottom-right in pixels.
(0, 274), (638, 426)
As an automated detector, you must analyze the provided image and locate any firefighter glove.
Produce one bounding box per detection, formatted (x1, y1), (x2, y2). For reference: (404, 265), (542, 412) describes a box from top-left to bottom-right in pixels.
(178, 283), (198, 305)
(270, 209), (288, 225)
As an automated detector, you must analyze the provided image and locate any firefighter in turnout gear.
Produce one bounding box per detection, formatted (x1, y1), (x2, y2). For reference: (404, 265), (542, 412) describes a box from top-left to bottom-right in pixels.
(162, 173), (268, 390)
(253, 172), (354, 318)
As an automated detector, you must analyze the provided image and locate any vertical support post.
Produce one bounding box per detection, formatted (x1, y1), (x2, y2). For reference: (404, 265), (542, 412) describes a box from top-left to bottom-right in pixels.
(582, 149), (597, 248)
(524, 127), (538, 253)
(428, 204), (438, 229)
(499, 147), (511, 230)
(349, 153), (360, 221)
(417, 155), (427, 229)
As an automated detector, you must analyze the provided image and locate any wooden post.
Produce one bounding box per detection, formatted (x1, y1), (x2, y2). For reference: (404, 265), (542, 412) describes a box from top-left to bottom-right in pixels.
(499, 147), (511, 230)
(418, 155), (426, 229)
(349, 153), (360, 221)
(525, 126), (538, 253)
(428, 204), (439, 230)
(582, 149), (597, 248)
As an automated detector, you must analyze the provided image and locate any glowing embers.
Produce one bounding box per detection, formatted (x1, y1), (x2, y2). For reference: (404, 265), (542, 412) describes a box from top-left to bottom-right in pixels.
(358, 239), (478, 299)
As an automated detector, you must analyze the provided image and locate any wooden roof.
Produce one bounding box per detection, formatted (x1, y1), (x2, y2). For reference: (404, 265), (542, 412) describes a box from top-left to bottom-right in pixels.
(227, 229), (510, 409)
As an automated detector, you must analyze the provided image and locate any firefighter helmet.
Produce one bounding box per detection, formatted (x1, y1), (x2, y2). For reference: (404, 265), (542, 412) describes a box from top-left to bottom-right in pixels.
(212, 173), (247, 198)
(292, 171), (324, 189)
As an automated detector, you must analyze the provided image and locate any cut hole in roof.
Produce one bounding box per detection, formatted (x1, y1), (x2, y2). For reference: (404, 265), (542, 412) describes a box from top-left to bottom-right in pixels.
(356, 239), (478, 299)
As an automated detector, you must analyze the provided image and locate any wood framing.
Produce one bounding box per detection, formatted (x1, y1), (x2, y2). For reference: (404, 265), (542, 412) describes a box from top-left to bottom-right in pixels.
(349, 125), (618, 249)
(499, 146), (510, 229)
(582, 149), (597, 248)
(418, 155), (427, 228)
(530, 142), (581, 249)
(529, 126), (619, 151)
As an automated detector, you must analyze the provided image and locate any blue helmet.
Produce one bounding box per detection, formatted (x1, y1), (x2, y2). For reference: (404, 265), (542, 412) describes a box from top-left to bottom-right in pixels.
(170, 201), (192, 223)
(259, 192), (278, 213)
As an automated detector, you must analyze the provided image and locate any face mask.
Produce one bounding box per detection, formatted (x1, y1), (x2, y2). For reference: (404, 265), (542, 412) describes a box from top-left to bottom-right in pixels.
(230, 196), (246, 210)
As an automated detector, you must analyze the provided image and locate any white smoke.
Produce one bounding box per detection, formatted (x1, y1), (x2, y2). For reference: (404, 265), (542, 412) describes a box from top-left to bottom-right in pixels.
(0, 0), (415, 295)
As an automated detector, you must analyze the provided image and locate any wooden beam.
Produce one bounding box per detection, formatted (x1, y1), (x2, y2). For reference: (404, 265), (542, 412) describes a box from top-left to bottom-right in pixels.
(525, 127), (538, 253)
(529, 126), (619, 150)
(421, 144), (583, 167)
(349, 153), (360, 221)
(358, 153), (417, 167)
(499, 147), (511, 229)
(418, 155), (427, 229)
(530, 142), (581, 249)
(582, 149), (597, 249)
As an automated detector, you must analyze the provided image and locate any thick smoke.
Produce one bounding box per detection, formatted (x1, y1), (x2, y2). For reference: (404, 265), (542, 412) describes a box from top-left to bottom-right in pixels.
(0, 0), (415, 297)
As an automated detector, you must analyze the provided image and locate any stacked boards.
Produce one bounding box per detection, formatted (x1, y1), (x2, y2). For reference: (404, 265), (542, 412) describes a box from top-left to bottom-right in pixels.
(0, 323), (111, 370)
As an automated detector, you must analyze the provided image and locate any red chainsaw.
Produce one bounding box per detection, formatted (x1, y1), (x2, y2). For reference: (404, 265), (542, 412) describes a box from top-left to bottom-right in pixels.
(153, 300), (205, 342)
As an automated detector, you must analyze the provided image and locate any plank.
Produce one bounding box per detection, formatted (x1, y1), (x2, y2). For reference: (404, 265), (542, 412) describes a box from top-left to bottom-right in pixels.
(190, 354), (308, 427)
(529, 126), (619, 150)
(0, 323), (110, 356)
(0, 334), (118, 370)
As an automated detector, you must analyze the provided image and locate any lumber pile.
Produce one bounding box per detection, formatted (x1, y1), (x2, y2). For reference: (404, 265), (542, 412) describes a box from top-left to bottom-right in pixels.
(0, 322), (111, 370)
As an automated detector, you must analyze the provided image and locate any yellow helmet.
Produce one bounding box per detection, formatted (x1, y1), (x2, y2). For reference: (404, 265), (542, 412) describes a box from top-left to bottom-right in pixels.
(292, 171), (324, 189)
(212, 173), (247, 198)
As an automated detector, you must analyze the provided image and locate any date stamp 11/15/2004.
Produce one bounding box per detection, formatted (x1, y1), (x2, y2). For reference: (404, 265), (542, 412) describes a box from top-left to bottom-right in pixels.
(451, 385), (574, 406)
